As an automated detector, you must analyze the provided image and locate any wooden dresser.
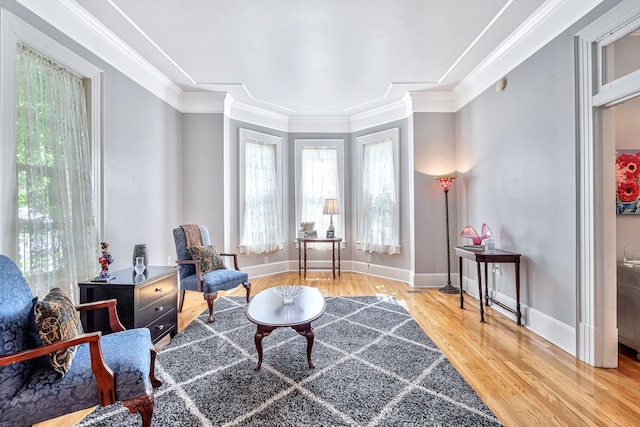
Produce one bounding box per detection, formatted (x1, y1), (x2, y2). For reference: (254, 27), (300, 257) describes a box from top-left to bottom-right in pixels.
(617, 263), (640, 358)
(78, 265), (179, 344)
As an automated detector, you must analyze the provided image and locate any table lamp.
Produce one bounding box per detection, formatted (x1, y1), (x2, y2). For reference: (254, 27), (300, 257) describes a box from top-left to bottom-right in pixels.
(323, 198), (340, 237)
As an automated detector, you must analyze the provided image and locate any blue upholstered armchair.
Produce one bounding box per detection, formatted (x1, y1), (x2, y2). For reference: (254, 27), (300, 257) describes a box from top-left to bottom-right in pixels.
(0, 255), (161, 426)
(173, 225), (251, 323)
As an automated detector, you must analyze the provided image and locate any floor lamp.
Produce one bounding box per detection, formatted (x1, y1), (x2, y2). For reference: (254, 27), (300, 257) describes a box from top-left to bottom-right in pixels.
(436, 176), (458, 294)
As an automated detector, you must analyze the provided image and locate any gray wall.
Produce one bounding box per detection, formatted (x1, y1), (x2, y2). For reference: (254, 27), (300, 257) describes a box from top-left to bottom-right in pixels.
(413, 112), (457, 275)
(182, 113), (224, 240)
(455, 23), (578, 326)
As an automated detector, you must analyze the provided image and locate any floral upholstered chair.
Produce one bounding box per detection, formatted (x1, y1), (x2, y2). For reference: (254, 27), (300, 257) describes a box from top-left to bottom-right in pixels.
(0, 255), (162, 426)
(173, 224), (251, 322)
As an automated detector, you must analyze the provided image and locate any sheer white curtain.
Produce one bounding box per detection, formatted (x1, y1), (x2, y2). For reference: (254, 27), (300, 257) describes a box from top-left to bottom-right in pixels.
(300, 147), (339, 249)
(242, 140), (283, 254)
(16, 44), (98, 301)
(358, 138), (400, 254)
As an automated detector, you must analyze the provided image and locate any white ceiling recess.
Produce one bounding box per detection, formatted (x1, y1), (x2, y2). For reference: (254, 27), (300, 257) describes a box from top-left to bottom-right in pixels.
(17, 0), (605, 132)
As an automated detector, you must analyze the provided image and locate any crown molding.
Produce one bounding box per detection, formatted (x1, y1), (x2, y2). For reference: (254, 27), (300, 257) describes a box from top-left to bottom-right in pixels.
(180, 91), (226, 114)
(453, 0), (604, 110)
(17, 0), (184, 110)
(17, 0), (603, 126)
(409, 91), (457, 113)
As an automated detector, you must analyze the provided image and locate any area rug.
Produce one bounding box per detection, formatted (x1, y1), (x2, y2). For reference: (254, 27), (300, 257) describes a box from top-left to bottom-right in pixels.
(78, 296), (502, 426)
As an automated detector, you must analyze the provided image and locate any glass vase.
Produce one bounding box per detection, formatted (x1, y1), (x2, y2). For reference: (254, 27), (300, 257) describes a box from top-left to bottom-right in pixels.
(134, 256), (146, 274)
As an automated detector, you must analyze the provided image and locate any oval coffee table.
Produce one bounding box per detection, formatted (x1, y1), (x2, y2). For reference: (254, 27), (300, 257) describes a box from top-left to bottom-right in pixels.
(245, 286), (325, 370)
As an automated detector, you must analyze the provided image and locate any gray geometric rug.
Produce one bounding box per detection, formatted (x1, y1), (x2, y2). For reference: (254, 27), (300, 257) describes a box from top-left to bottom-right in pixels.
(78, 296), (502, 426)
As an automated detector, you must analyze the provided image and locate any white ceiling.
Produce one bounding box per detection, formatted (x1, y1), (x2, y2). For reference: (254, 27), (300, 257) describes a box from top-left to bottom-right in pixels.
(57, 0), (597, 117)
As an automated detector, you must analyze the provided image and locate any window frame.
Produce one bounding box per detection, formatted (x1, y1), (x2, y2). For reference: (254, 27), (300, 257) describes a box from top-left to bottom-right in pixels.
(238, 127), (285, 254)
(355, 127), (401, 254)
(294, 139), (345, 241)
(0, 9), (103, 260)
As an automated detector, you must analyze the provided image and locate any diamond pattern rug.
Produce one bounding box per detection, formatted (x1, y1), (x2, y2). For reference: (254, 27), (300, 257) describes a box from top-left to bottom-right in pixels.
(78, 295), (502, 426)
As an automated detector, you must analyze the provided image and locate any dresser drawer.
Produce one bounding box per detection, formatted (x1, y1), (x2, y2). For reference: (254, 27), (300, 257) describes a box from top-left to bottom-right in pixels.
(138, 291), (175, 328)
(147, 309), (177, 343)
(138, 276), (175, 307)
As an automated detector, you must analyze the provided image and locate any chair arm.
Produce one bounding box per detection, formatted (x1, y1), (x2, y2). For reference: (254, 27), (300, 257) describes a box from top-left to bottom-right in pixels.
(220, 253), (240, 270)
(0, 332), (116, 406)
(176, 259), (204, 290)
(76, 299), (126, 333)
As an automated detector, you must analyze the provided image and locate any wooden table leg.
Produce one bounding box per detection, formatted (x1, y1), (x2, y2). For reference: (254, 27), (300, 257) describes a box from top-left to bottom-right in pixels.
(484, 262), (490, 306)
(332, 241), (336, 279)
(476, 261), (485, 323)
(298, 241), (301, 276)
(303, 241), (307, 279)
(253, 325), (275, 370)
(293, 323), (316, 369)
(515, 258), (522, 325)
(459, 256), (464, 309)
(338, 241), (341, 276)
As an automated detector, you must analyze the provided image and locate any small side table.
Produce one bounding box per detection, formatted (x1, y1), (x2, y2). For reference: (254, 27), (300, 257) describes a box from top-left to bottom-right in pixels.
(297, 237), (342, 279)
(78, 266), (179, 343)
(455, 247), (522, 325)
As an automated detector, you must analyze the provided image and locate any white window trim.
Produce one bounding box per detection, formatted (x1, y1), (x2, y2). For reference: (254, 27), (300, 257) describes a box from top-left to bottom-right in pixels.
(237, 128), (285, 254)
(294, 139), (346, 244)
(593, 15), (640, 106)
(355, 127), (401, 254)
(0, 9), (103, 258)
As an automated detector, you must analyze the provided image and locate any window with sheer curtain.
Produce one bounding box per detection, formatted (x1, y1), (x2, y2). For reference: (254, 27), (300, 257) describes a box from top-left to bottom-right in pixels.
(239, 129), (284, 254)
(14, 43), (99, 301)
(295, 140), (344, 249)
(356, 128), (400, 255)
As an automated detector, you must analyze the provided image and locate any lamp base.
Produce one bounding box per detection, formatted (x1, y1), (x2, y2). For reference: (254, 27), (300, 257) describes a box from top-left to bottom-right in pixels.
(438, 283), (460, 294)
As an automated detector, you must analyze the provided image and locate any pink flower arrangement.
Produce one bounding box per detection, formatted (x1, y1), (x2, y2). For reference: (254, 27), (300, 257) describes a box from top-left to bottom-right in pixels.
(616, 151), (640, 204)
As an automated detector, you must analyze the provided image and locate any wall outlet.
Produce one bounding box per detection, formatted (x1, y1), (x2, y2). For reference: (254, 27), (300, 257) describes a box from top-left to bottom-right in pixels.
(167, 255), (172, 265)
(493, 265), (502, 275)
(264, 256), (269, 264)
(367, 254), (372, 262)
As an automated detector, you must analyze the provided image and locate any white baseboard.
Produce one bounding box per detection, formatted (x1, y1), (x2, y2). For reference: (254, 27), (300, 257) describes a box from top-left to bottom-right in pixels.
(462, 276), (576, 356)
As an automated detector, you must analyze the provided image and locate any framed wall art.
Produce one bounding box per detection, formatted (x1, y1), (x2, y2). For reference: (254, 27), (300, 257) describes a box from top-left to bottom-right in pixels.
(616, 149), (640, 214)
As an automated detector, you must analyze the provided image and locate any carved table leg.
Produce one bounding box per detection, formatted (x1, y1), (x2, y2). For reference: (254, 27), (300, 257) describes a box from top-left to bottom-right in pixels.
(293, 322), (315, 368)
(254, 324), (275, 370)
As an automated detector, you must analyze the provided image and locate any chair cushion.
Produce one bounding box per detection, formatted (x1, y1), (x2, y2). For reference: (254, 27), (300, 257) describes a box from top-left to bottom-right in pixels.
(34, 288), (84, 377)
(0, 255), (36, 402)
(0, 328), (153, 426)
(202, 269), (249, 294)
(187, 245), (227, 274)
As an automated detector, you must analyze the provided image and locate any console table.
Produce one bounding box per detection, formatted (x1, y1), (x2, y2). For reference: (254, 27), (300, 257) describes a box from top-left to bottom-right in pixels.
(297, 237), (342, 279)
(78, 265), (179, 344)
(455, 246), (522, 325)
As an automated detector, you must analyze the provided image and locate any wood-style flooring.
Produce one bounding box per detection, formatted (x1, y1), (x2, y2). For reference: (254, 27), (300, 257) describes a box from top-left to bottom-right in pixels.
(37, 272), (640, 427)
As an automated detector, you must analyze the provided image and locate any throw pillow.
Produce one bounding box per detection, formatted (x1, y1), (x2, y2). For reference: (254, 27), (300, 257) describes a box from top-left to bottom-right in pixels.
(35, 288), (84, 377)
(186, 245), (227, 274)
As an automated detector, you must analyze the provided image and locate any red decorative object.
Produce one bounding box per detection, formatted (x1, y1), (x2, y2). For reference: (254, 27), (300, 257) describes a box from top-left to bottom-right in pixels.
(460, 223), (493, 245)
(435, 176), (456, 192)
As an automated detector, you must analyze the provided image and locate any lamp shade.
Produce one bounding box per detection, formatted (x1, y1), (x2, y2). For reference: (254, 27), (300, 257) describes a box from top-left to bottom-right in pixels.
(435, 175), (456, 192)
(323, 198), (340, 215)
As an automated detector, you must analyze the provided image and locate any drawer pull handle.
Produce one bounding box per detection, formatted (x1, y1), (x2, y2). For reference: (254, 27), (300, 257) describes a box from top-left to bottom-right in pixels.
(156, 325), (164, 330)
(156, 306), (164, 311)
(155, 287), (163, 292)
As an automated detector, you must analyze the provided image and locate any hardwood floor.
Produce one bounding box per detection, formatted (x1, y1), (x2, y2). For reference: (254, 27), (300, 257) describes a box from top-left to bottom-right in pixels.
(38, 271), (640, 426)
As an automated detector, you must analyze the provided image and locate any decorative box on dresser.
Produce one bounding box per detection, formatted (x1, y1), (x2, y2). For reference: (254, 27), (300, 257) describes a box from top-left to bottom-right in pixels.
(78, 266), (179, 344)
(617, 263), (640, 359)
